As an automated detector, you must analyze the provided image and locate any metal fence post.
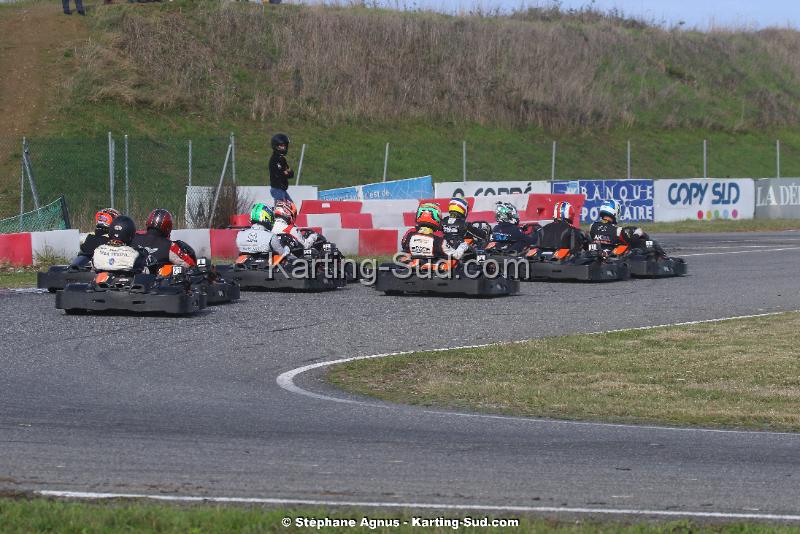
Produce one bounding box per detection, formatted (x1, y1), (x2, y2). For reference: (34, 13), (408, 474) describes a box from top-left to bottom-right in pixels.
(462, 141), (467, 182)
(230, 132), (236, 184)
(22, 138), (41, 210)
(295, 143), (306, 186)
(703, 139), (708, 179)
(19, 158), (24, 232)
(188, 140), (193, 187)
(108, 132), (115, 209)
(382, 142), (389, 182)
(209, 142), (233, 226)
(777, 139), (781, 179)
(551, 141), (557, 180)
(627, 140), (631, 179)
(124, 134), (129, 214)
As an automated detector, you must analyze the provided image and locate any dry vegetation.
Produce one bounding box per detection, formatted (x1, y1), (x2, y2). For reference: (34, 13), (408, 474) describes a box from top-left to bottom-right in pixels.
(72, 1), (800, 131)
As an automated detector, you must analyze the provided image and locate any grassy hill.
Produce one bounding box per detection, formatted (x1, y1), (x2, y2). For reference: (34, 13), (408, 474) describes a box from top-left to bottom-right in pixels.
(1, 0), (800, 226)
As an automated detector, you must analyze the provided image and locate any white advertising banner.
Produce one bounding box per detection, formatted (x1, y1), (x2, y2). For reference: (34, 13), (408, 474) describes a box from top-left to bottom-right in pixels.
(434, 181), (549, 198)
(653, 178), (755, 222)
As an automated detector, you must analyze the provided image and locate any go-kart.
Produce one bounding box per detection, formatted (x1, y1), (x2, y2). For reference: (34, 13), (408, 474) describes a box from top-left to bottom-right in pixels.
(603, 240), (687, 278)
(374, 249), (519, 297)
(520, 243), (630, 282)
(56, 268), (207, 315)
(155, 258), (240, 304)
(37, 257), (94, 293)
(230, 231), (349, 291)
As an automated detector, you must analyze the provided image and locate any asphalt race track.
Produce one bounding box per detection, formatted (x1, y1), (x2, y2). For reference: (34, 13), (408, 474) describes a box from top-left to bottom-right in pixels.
(1, 231), (799, 519)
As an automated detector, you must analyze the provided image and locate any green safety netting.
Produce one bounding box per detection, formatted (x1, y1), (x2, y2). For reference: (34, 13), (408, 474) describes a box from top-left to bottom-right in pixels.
(0, 197), (71, 234)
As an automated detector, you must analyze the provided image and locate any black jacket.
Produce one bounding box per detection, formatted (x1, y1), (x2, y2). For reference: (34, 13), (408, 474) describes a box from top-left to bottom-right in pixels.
(132, 229), (171, 270)
(269, 152), (294, 190)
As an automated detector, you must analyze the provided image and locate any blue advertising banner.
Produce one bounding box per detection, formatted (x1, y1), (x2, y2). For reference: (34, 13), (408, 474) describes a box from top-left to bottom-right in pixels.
(551, 179), (654, 223)
(319, 176), (433, 201)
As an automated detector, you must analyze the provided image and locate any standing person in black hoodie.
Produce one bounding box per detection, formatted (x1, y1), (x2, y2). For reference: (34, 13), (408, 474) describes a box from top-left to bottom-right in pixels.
(269, 133), (294, 202)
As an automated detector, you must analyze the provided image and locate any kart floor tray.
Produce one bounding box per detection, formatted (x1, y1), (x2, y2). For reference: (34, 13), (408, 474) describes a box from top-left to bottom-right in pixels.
(203, 280), (241, 304)
(56, 284), (206, 315)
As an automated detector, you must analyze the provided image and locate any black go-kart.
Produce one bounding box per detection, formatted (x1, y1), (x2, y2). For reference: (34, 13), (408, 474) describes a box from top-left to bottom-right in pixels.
(158, 258), (240, 304)
(603, 240), (687, 278)
(230, 232), (349, 291)
(56, 268), (207, 315)
(37, 256), (94, 293)
(374, 249), (519, 297)
(519, 243), (630, 282)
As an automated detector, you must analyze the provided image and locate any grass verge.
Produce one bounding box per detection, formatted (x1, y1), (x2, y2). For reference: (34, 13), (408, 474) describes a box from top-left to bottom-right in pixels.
(329, 313), (800, 432)
(0, 269), (36, 289)
(0, 497), (794, 533)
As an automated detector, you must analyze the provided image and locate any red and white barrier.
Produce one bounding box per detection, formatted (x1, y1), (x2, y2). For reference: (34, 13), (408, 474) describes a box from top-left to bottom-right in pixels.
(0, 229), (80, 266)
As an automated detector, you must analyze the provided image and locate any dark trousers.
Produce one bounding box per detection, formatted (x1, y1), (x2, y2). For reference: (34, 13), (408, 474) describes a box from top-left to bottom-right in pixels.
(62, 0), (84, 13)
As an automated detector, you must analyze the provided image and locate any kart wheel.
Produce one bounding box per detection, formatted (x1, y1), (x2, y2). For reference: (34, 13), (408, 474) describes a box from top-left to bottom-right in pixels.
(48, 288), (57, 294)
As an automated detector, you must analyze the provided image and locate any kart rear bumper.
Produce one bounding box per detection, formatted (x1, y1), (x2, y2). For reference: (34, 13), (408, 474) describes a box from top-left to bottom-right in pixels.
(231, 267), (344, 291)
(56, 284), (206, 314)
(626, 256), (687, 277)
(374, 265), (519, 296)
(37, 266), (93, 292)
(527, 260), (630, 282)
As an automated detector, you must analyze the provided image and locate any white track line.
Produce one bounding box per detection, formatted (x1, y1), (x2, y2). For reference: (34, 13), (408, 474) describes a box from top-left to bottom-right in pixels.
(276, 310), (800, 436)
(681, 246), (800, 257)
(35, 491), (800, 521)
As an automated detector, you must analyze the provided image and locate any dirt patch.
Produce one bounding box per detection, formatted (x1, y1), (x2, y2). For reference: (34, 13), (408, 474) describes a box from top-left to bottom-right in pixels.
(0, 3), (88, 137)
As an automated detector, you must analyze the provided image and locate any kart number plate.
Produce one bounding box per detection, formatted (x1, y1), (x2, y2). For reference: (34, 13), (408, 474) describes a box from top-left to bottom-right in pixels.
(588, 243), (599, 251)
(646, 240), (654, 248)
(303, 249), (314, 257)
(476, 254), (486, 262)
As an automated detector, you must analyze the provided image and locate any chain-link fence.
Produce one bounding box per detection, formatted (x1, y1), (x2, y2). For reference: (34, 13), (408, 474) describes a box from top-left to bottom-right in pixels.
(2, 133), (799, 232)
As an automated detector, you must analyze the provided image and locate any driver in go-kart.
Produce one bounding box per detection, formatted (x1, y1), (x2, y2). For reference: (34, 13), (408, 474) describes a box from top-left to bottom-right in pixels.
(272, 200), (321, 252)
(535, 201), (588, 255)
(92, 215), (147, 273)
(589, 200), (654, 251)
(490, 202), (538, 253)
(442, 197), (491, 249)
(133, 208), (197, 272)
(235, 203), (291, 257)
(401, 203), (471, 260)
(71, 208), (121, 267)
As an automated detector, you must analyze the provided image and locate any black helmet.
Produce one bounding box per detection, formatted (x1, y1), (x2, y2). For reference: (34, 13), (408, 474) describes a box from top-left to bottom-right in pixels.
(108, 215), (136, 245)
(271, 133), (290, 155)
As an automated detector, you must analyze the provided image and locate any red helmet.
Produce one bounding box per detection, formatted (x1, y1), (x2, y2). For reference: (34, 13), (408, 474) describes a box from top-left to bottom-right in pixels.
(94, 208), (121, 231)
(146, 208), (173, 238)
(274, 200), (298, 223)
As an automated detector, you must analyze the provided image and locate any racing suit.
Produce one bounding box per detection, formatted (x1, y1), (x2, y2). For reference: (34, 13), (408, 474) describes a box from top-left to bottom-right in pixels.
(490, 222), (538, 254)
(92, 243), (146, 273)
(535, 220), (588, 255)
(272, 219), (320, 251)
(236, 224), (289, 256)
(70, 231), (109, 267)
(589, 218), (651, 250)
(401, 228), (469, 260)
(442, 216), (491, 249)
(132, 228), (171, 270)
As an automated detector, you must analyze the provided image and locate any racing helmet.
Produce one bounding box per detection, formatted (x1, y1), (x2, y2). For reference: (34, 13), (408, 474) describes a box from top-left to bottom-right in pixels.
(273, 199), (298, 223)
(250, 203), (274, 229)
(94, 208), (121, 233)
(495, 202), (519, 225)
(598, 200), (619, 221)
(146, 208), (174, 238)
(553, 201), (575, 223)
(416, 202), (442, 231)
(108, 215), (136, 245)
(271, 133), (290, 156)
(448, 197), (469, 218)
